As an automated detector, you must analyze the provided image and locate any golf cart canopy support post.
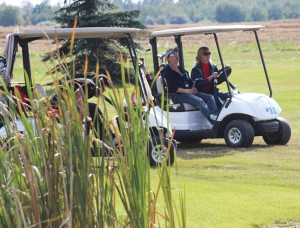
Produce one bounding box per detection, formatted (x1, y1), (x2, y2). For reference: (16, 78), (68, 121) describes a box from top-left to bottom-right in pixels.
(19, 39), (32, 85)
(126, 34), (148, 104)
(213, 33), (233, 97)
(254, 30), (272, 97)
(174, 35), (184, 69)
(149, 37), (159, 73)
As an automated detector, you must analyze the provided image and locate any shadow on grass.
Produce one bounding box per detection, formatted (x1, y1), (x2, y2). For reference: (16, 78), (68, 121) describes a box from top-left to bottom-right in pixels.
(176, 140), (271, 160)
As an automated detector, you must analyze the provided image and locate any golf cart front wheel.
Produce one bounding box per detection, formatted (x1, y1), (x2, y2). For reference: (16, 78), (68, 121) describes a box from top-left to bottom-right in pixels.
(263, 117), (291, 145)
(224, 120), (254, 148)
(148, 136), (175, 166)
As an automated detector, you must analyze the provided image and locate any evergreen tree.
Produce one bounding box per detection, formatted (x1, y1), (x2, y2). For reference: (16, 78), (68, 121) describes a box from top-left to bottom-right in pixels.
(44, 0), (145, 83)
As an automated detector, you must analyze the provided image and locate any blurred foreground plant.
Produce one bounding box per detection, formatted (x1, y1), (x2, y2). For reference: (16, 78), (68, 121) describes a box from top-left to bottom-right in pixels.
(0, 64), (185, 227)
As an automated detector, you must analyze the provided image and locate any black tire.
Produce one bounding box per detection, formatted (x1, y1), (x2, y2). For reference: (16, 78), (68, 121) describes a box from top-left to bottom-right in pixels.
(263, 117), (291, 145)
(224, 120), (254, 148)
(148, 136), (175, 166)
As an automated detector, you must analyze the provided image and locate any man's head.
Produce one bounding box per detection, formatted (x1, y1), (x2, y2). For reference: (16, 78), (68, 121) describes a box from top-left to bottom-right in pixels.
(165, 47), (179, 63)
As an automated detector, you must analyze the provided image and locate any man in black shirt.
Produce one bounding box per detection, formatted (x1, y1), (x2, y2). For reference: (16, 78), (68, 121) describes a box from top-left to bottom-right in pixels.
(162, 48), (219, 122)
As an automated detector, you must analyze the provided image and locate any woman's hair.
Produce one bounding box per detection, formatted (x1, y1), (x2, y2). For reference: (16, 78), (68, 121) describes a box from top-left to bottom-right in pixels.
(195, 46), (211, 63)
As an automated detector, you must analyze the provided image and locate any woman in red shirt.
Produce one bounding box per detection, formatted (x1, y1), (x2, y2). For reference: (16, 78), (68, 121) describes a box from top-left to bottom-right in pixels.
(191, 46), (230, 109)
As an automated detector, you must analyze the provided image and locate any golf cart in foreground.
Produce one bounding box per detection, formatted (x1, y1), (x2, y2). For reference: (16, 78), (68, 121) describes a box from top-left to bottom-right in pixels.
(0, 27), (175, 166)
(148, 25), (291, 147)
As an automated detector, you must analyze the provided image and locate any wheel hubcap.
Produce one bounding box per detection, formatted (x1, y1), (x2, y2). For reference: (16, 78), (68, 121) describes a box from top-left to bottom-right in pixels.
(152, 145), (167, 163)
(228, 127), (241, 144)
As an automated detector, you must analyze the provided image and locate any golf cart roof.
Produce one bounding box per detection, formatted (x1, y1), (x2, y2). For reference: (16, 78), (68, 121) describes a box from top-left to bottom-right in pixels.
(14, 27), (151, 40)
(2, 26), (150, 88)
(150, 24), (264, 38)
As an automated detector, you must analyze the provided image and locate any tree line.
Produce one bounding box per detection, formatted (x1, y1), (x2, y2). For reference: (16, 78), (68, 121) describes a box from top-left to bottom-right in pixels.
(114, 0), (300, 25)
(0, 0), (300, 27)
(0, 1), (60, 26)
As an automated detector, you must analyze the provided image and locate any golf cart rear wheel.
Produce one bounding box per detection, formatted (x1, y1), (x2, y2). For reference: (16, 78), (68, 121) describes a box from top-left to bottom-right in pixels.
(224, 120), (254, 148)
(263, 117), (291, 145)
(148, 136), (175, 166)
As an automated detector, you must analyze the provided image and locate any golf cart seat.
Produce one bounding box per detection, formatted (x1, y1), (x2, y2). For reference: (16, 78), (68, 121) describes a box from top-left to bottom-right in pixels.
(155, 76), (198, 112)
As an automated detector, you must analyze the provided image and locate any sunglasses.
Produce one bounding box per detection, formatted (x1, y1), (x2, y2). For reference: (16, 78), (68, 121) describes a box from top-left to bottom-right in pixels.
(202, 52), (211, 56)
(168, 52), (178, 58)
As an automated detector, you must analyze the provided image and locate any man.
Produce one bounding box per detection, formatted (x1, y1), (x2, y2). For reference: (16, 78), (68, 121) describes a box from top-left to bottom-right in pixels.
(162, 47), (219, 122)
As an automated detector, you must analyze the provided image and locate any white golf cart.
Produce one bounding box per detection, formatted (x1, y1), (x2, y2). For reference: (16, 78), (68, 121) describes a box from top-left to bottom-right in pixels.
(0, 27), (175, 166)
(148, 25), (291, 147)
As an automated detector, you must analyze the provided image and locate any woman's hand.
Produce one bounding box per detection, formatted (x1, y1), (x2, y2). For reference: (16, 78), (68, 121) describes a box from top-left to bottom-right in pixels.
(208, 72), (218, 82)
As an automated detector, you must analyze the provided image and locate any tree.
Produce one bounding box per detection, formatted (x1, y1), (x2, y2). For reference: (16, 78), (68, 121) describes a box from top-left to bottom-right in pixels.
(44, 0), (145, 83)
(215, 2), (245, 23)
(156, 16), (168, 25)
(169, 14), (190, 24)
(145, 16), (155, 25)
(251, 6), (268, 22)
(21, 2), (34, 25)
(0, 4), (22, 26)
(268, 4), (283, 20)
(31, 0), (56, 25)
(282, 1), (300, 19)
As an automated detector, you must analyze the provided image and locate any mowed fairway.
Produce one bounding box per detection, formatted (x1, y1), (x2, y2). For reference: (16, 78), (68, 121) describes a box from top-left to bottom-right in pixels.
(4, 20), (300, 227)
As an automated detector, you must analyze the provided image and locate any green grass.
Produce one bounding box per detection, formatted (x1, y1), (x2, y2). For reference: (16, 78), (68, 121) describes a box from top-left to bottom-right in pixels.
(169, 143), (300, 227)
(7, 41), (300, 227)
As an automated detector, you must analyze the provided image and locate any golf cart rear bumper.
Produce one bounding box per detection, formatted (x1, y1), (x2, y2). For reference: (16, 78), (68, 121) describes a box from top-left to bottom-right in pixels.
(255, 120), (279, 135)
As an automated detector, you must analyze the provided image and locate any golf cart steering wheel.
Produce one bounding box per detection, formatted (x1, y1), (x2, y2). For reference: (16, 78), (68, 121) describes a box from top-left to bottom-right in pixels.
(213, 66), (232, 85)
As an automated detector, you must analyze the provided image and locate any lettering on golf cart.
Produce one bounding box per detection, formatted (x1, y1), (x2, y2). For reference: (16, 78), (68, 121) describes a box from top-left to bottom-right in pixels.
(266, 107), (277, 115)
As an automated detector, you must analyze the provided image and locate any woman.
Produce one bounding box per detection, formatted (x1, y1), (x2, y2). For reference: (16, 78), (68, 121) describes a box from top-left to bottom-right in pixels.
(191, 46), (229, 109)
